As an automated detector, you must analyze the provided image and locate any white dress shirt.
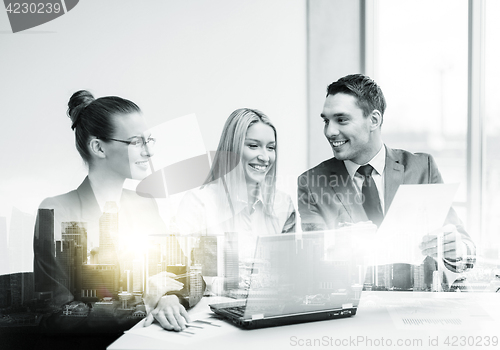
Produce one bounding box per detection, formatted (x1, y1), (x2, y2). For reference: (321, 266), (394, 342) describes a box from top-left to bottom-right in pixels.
(344, 145), (386, 213)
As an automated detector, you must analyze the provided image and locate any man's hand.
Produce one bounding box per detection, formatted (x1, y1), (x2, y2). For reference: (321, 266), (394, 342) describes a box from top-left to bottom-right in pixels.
(420, 224), (464, 260)
(143, 294), (191, 331)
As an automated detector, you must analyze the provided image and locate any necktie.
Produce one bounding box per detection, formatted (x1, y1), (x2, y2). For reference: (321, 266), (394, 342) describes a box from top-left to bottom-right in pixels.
(356, 164), (384, 227)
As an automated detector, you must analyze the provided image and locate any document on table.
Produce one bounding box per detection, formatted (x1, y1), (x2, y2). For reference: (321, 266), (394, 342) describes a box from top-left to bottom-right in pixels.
(124, 297), (237, 345)
(387, 297), (493, 331)
(125, 317), (231, 345)
(369, 183), (459, 266)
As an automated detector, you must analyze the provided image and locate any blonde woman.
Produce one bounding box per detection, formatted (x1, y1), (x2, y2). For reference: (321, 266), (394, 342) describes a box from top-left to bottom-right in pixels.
(176, 108), (296, 291)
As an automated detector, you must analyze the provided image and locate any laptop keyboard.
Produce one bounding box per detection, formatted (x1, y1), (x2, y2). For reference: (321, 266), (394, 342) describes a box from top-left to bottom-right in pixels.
(224, 306), (246, 317)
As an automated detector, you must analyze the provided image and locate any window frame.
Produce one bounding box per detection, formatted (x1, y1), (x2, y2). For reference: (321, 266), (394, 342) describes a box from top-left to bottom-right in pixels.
(363, 0), (486, 241)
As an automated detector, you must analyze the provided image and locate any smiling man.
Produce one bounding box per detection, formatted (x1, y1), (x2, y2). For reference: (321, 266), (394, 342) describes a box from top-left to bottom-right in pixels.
(297, 74), (475, 287)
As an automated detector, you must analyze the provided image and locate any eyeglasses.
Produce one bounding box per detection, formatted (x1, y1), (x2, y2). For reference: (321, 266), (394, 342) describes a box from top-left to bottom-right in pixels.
(101, 137), (156, 148)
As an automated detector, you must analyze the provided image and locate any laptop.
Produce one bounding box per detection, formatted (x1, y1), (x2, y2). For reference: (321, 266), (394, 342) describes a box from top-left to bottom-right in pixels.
(209, 227), (374, 329)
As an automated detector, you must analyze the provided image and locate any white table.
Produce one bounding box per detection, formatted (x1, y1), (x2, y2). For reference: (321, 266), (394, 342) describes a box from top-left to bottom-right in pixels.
(108, 292), (500, 350)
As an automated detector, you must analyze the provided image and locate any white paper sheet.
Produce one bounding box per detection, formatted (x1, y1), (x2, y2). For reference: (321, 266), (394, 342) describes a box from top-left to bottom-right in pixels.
(387, 298), (492, 330)
(124, 297), (239, 345)
(369, 183), (459, 265)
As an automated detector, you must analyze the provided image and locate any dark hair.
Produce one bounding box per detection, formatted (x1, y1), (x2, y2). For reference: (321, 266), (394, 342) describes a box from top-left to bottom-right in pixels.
(67, 90), (141, 163)
(326, 74), (386, 125)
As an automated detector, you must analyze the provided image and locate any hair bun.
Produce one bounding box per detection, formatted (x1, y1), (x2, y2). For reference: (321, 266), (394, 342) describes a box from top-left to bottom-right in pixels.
(68, 90), (95, 130)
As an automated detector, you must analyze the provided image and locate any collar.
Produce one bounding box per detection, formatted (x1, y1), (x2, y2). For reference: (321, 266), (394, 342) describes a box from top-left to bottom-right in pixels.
(236, 192), (264, 206)
(236, 190), (264, 213)
(344, 144), (386, 179)
(77, 176), (122, 213)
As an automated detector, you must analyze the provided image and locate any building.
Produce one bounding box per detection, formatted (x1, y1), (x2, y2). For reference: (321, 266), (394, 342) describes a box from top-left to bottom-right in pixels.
(34, 209), (55, 295)
(10, 272), (34, 307)
(98, 202), (119, 265)
(413, 263), (427, 291)
(198, 236), (218, 276)
(81, 264), (119, 299)
(55, 240), (76, 297)
(61, 221), (88, 264)
(132, 258), (144, 294)
(91, 300), (115, 318)
(189, 265), (203, 307)
(62, 301), (89, 317)
(9, 208), (35, 274)
(0, 274), (11, 308)
(223, 232), (239, 292)
(147, 242), (162, 278)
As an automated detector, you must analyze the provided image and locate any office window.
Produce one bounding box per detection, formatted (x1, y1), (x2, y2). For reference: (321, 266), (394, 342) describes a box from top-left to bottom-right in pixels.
(484, 0), (500, 260)
(369, 0), (500, 270)
(373, 0), (469, 225)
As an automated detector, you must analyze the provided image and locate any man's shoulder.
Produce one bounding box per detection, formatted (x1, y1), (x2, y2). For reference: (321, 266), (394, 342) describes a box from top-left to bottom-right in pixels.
(386, 147), (435, 168)
(298, 157), (341, 179)
(297, 147), (437, 180)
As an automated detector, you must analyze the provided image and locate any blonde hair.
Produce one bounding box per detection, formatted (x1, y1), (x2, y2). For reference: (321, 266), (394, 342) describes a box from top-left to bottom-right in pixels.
(204, 108), (278, 231)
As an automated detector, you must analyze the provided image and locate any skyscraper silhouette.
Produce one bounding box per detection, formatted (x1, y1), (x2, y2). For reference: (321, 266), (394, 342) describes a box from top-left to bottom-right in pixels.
(80, 202), (120, 299)
(99, 202), (119, 265)
(62, 222), (88, 264)
(223, 232), (239, 292)
(34, 209), (55, 295)
(10, 208), (35, 273)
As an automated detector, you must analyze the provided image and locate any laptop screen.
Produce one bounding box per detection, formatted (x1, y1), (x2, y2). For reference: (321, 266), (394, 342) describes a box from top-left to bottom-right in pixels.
(241, 227), (374, 319)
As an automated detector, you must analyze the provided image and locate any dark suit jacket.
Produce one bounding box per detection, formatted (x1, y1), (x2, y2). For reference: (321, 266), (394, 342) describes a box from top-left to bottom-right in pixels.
(297, 146), (475, 271)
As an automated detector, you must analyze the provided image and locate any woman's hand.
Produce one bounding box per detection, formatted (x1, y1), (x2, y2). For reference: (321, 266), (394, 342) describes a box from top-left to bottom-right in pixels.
(143, 271), (190, 331)
(143, 271), (183, 306)
(143, 294), (191, 331)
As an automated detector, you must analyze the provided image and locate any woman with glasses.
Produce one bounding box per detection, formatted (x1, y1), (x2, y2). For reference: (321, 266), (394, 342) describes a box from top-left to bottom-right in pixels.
(176, 108), (296, 294)
(34, 90), (194, 334)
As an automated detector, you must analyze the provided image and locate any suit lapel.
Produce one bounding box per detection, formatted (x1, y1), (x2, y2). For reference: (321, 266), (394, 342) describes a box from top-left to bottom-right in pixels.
(329, 159), (368, 222)
(384, 147), (405, 213)
(76, 176), (103, 222)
